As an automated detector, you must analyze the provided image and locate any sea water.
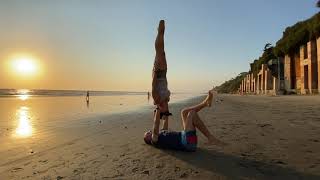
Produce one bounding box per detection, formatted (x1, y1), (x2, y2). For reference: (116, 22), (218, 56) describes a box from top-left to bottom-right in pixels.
(0, 89), (199, 139)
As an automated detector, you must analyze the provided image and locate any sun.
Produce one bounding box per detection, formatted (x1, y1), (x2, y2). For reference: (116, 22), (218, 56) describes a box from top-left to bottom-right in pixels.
(12, 56), (38, 76)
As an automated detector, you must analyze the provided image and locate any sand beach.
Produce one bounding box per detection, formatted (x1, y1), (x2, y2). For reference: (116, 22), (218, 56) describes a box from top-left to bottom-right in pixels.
(1, 94), (319, 179)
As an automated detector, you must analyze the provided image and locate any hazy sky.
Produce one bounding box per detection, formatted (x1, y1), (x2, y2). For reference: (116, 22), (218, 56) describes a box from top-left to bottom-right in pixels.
(0, 0), (318, 92)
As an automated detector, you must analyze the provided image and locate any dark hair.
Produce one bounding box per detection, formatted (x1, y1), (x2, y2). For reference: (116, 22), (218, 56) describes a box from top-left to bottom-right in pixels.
(144, 137), (152, 145)
(144, 131), (152, 145)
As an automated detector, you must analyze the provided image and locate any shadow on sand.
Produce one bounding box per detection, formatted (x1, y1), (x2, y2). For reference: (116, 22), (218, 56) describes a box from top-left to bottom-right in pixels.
(163, 148), (319, 180)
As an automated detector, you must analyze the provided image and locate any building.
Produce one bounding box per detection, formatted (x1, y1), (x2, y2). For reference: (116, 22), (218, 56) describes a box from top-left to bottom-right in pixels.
(239, 37), (320, 95)
(284, 37), (320, 94)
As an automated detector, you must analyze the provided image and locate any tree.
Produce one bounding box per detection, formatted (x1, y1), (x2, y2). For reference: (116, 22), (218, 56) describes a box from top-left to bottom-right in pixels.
(317, 0), (320, 7)
(264, 43), (272, 51)
(215, 72), (247, 93)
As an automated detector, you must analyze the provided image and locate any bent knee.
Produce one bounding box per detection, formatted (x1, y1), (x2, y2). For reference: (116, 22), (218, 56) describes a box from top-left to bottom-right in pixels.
(186, 110), (196, 119)
(181, 108), (188, 117)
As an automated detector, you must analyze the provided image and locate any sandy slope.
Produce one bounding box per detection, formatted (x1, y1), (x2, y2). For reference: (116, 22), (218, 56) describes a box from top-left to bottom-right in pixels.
(1, 95), (320, 180)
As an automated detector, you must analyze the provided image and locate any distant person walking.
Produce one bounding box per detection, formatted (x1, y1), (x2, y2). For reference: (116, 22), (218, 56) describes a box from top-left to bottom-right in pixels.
(86, 91), (90, 102)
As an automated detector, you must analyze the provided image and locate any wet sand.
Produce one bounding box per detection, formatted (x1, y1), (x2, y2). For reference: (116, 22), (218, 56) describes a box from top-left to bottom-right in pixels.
(1, 94), (320, 179)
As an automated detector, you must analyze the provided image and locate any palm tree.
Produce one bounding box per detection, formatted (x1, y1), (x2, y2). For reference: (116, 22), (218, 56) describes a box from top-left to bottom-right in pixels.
(264, 43), (272, 51)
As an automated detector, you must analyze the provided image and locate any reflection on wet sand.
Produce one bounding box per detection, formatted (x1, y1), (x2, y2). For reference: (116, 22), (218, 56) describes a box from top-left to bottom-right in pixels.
(18, 94), (30, 101)
(14, 106), (33, 138)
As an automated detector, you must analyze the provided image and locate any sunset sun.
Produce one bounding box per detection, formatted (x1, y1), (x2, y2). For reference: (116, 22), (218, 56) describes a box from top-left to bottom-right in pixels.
(11, 56), (38, 76)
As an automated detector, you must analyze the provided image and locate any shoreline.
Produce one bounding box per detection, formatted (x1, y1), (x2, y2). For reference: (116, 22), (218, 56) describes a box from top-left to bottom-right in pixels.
(0, 96), (204, 171)
(1, 94), (319, 179)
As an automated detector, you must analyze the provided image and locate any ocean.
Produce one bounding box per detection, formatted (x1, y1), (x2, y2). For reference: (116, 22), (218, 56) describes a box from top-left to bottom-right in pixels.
(0, 89), (200, 140)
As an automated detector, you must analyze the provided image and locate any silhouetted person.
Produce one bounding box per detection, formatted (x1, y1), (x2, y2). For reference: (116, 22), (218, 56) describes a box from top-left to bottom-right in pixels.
(86, 91), (90, 102)
(152, 20), (171, 119)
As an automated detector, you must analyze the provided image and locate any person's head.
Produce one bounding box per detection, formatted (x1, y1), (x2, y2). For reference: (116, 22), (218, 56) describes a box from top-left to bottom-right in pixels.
(158, 20), (165, 33)
(144, 130), (152, 144)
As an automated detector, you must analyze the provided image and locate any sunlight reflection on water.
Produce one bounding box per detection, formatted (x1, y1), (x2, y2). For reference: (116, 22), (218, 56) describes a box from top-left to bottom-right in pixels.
(14, 106), (33, 138)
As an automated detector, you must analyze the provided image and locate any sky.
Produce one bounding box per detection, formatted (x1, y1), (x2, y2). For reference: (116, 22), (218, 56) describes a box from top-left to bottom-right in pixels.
(0, 0), (319, 92)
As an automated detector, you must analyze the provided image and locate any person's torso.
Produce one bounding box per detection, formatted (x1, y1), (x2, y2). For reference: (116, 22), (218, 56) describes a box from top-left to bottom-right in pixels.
(155, 130), (184, 150)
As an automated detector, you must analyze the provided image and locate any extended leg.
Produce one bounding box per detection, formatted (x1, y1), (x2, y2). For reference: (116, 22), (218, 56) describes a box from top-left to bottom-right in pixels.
(181, 90), (215, 121)
(152, 20), (168, 106)
(153, 20), (167, 71)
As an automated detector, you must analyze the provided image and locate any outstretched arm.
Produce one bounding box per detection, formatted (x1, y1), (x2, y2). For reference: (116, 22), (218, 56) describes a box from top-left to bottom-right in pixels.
(161, 115), (169, 130)
(152, 108), (161, 143)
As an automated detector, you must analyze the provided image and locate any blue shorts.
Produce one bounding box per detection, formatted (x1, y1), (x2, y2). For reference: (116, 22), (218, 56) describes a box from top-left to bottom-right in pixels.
(181, 130), (197, 152)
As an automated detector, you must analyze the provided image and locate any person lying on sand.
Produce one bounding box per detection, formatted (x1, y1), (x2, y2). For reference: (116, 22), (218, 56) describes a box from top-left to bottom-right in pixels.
(144, 90), (226, 151)
(152, 20), (171, 119)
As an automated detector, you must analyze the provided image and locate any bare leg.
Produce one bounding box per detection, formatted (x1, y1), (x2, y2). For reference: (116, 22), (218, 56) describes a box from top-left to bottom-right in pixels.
(191, 112), (226, 146)
(154, 20), (167, 71)
(181, 90), (226, 146)
(181, 90), (215, 121)
(152, 20), (169, 106)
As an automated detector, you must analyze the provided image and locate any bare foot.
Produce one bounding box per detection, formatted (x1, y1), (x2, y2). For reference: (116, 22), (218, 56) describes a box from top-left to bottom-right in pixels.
(204, 90), (216, 107)
(205, 135), (227, 146)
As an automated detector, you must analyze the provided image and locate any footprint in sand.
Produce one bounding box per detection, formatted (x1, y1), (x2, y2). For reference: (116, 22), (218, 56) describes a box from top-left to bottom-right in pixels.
(155, 163), (163, 169)
(309, 164), (317, 169)
(11, 167), (23, 172)
(131, 167), (139, 173)
(67, 142), (75, 146)
(91, 160), (100, 165)
(180, 172), (188, 178)
(174, 166), (181, 172)
(73, 168), (85, 175)
(132, 159), (140, 164)
(39, 160), (48, 164)
(24, 161), (32, 166)
(309, 139), (319, 143)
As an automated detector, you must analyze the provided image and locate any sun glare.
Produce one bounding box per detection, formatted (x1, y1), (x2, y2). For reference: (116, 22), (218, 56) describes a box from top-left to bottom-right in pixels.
(10, 55), (39, 76)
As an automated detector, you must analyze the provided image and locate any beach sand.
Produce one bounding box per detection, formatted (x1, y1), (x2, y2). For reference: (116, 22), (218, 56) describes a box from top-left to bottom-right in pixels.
(1, 94), (320, 179)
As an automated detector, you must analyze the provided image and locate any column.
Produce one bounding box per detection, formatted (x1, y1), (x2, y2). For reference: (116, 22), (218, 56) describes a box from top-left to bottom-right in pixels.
(317, 37), (320, 92)
(273, 76), (277, 95)
(307, 41), (312, 92)
(300, 45), (306, 94)
(264, 69), (269, 93)
(284, 54), (291, 91)
(256, 75), (260, 94)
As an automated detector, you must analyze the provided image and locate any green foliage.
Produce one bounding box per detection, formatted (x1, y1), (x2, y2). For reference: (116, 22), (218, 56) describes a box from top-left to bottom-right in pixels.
(250, 43), (276, 77)
(273, 12), (320, 56)
(215, 72), (247, 93)
(216, 12), (319, 94)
